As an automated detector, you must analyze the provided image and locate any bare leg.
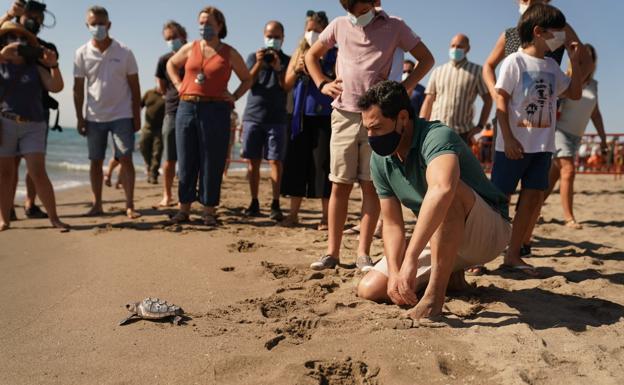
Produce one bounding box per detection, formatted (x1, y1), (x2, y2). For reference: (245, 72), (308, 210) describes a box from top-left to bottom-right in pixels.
(286, 196), (302, 223)
(269, 160), (282, 201)
(558, 158), (578, 223)
(10, 157), (19, 212)
(104, 158), (119, 187)
(158, 160), (176, 207)
(326, 182), (353, 258)
(24, 172), (37, 210)
(0, 157), (16, 230)
(23, 153), (68, 229)
(86, 159), (104, 216)
(357, 181), (380, 257)
(506, 189), (542, 273)
(247, 159), (261, 200)
(522, 159), (561, 246)
(319, 198), (329, 229)
(118, 156), (140, 219)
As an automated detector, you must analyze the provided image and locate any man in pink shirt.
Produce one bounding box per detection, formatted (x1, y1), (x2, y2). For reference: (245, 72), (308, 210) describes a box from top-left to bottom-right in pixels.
(305, 0), (434, 271)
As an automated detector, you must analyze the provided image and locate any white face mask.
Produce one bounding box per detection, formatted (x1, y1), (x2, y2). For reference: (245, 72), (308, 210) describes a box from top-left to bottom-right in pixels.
(519, 3), (529, 15)
(545, 30), (566, 52)
(348, 9), (374, 27)
(401, 72), (409, 82)
(304, 30), (319, 47)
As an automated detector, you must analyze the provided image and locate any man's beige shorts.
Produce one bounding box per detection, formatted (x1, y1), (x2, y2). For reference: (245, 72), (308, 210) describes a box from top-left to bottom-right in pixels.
(329, 109), (372, 184)
(373, 191), (511, 289)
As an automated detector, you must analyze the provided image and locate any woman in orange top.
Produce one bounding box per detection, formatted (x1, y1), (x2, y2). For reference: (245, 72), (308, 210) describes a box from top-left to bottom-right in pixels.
(167, 6), (251, 225)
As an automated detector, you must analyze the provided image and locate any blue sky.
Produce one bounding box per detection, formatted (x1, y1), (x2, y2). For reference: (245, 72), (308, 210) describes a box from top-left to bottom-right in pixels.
(33, 0), (624, 133)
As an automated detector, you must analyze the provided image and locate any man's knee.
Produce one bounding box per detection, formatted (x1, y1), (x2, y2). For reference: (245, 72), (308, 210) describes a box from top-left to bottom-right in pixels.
(118, 156), (133, 166)
(357, 272), (387, 302)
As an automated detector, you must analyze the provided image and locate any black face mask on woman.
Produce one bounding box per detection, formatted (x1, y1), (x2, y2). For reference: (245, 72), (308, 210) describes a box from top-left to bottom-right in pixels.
(368, 119), (402, 157)
(24, 18), (41, 35)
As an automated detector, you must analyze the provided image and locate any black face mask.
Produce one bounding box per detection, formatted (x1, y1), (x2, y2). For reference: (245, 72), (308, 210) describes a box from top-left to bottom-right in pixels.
(368, 120), (403, 157)
(24, 18), (41, 35)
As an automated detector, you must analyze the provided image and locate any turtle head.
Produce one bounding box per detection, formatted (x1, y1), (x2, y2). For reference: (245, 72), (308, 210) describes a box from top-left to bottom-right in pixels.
(125, 302), (138, 313)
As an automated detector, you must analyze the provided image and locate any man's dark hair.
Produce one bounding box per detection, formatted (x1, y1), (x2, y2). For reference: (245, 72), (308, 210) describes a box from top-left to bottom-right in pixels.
(339, 0), (375, 13)
(163, 20), (187, 40)
(357, 81), (415, 120)
(265, 20), (285, 35)
(403, 59), (415, 68)
(517, 3), (566, 45)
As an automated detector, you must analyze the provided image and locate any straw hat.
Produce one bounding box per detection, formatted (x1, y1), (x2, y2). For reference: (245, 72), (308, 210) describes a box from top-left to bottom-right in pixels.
(0, 21), (38, 47)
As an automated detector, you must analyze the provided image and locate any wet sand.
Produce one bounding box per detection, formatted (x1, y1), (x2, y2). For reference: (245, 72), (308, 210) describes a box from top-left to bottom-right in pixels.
(1, 173), (623, 385)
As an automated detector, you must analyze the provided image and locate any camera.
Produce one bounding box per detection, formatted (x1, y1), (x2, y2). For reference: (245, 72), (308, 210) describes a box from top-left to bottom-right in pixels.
(262, 48), (276, 64)
(17, 44), (43, 63)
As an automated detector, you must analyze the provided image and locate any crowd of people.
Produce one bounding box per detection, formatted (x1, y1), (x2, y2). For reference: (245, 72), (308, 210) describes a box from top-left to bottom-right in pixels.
(0, 0), (610, 319)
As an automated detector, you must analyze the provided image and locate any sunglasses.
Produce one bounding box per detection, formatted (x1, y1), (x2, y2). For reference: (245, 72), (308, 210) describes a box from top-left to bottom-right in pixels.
(306, 10), (327, 19)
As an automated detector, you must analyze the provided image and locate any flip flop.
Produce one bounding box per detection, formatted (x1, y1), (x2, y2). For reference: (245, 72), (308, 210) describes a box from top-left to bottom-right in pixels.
(343, 225), (360, 235)
(564, 219), (583, 229)
(500, 263), (538, 277)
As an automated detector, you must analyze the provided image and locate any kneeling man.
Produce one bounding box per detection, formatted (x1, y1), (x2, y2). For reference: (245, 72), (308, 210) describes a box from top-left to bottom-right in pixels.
(356, 81), (510, 320)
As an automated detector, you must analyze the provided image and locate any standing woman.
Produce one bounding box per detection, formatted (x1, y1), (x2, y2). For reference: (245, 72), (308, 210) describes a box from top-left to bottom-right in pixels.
(166, 6), (251, 225)
(281, 10), (335, 229)
(0, 22), (68, 230)
(547, 45), (606, 229)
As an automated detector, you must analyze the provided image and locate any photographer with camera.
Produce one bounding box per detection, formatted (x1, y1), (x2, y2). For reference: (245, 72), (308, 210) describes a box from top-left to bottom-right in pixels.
(241, 21), (290, 221)
(0, 21), (68, 231)
(2, 0), (60, 221)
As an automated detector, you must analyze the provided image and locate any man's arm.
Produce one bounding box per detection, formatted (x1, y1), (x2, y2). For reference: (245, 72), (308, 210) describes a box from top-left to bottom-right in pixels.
(156, 77), (167, 95)
(419, 93), (435, 120)
(483, 32), (506, 100)
(73, 77), (86, 136)
(305, 41), (342, 98)
(380, 197), (407, 305)
(477, 92), (493, 128)
(403, 42), (434, 92)
(396, 153), (460, 305)
(127, 74), (141, 132)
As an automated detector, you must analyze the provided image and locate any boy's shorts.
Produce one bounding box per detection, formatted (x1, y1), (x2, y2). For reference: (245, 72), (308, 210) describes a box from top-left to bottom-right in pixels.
(329, 108), (372, 184)
(491, 151), (552, 194)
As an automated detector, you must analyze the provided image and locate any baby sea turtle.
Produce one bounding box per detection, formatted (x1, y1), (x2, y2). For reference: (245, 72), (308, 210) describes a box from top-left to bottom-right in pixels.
(119, 298), (184, 326)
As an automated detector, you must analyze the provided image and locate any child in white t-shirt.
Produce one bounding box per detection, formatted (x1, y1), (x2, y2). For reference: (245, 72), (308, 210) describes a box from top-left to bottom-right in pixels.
(491, 3), (586, 275)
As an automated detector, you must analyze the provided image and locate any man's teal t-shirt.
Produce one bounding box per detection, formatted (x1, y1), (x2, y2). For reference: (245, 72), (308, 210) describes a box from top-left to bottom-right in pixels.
(370, 119), (509, 219)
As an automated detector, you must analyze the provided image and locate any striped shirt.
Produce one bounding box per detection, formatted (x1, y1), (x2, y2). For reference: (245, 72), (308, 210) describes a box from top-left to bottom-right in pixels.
(425, 59), (488, 134)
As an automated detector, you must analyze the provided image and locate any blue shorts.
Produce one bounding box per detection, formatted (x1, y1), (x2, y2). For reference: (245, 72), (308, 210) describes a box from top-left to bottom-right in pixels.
(86, 118), (135, 161)
(491, 151), (552, 194)
(241, 121), (286, 161)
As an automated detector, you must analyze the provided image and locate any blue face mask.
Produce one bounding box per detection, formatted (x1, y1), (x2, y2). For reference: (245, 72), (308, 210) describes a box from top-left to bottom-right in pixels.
(368, 120), (402, 157)
(199, 24), (216, 41)
(449, 47), (465, 62)
(348, 9), (375, 27)
(264, 37), (282, 51)
(88, 25), (108, 42)
(167, 38), (184, 52)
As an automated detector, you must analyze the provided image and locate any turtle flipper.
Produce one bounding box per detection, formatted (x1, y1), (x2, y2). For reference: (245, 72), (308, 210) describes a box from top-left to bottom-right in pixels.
(173, 315), (182, 326)
(119, 314), (137, 326)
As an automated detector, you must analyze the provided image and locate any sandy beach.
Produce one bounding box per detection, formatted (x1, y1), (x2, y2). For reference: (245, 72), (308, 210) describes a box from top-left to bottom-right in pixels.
(1, 173), (623, 385)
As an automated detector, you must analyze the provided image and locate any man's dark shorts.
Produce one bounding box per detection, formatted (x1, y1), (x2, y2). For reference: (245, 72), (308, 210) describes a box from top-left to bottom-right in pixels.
(162, 113), (177, 162)
(491, 151), (552, 194)
(241, 121), (286, 161)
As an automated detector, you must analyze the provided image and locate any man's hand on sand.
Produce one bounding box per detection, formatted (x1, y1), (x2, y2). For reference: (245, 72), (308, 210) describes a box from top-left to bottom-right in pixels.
(387, 274), (406, 305)
(397, 267), (419, 306)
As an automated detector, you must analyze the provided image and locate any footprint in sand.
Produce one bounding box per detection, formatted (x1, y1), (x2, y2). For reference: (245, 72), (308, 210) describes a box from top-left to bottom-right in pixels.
(302, 358), (380, 385)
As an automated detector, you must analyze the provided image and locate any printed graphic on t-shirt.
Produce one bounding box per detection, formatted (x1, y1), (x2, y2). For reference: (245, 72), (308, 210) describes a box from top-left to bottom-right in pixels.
(518, 71), (555, 129)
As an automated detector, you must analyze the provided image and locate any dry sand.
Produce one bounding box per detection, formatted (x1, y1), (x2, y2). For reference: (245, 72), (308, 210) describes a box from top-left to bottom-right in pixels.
(1, 173), (623, 385)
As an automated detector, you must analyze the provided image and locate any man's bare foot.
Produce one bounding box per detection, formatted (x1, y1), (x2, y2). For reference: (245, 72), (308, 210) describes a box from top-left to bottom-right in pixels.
(126, 208), (141, 219)
(503, 252), (538, 277)
(115, 182), (122, 189)
(50, 218), (70, 231)
(83, 206), (104, 217)
(0, 222), (9, 231)
(406, 295), (444, 320)
(104, 175), (112, 187)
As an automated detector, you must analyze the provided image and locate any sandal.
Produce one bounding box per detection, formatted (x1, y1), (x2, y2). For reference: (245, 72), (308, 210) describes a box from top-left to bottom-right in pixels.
(343, 224), (360, 235)
(202, 213), (218, 226)
(564, 219), (583, 229)
(168, 211), (190, 224)
(317, 221), (328, 231)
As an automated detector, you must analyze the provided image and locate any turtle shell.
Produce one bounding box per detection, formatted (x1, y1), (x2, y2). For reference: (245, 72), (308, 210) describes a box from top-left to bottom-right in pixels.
(136, 298), (183, 319)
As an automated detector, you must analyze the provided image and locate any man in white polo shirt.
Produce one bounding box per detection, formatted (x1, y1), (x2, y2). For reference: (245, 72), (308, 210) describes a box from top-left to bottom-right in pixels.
(73, 5), (142, 219)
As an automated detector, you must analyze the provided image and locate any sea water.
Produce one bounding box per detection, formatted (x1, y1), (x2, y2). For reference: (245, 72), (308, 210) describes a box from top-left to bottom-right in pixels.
(14, 128), (246, 199)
